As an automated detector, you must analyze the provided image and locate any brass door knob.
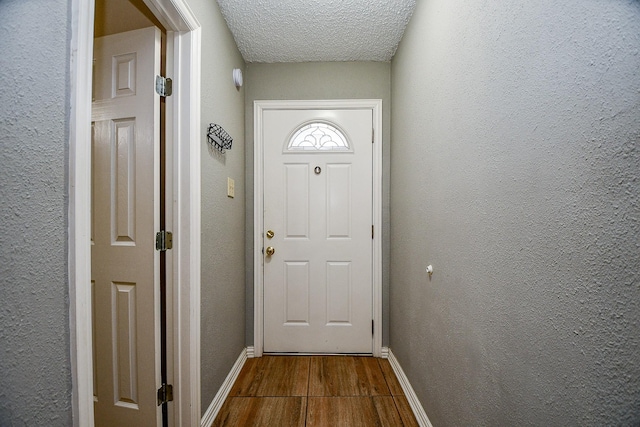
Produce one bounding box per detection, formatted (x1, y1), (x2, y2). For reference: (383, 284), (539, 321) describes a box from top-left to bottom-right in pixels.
(265, 246), (275, 256)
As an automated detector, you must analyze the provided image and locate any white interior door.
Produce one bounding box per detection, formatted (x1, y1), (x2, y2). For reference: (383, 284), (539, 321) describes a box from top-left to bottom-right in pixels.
(263, 108), (373, 353)
(91, 26), (161, 426)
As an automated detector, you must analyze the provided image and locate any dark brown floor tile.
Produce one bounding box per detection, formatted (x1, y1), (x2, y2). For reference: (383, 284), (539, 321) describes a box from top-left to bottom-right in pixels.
(215, 356), (418, 426)
(378, 358), (405, 396)
(309, 356), (390, 396)
(394, 395), (420, 427)
(372, 396), (407, 426)
(212, 397), (306, 427)
(228, 356), (310, 397)
(307, 397), (386, 427)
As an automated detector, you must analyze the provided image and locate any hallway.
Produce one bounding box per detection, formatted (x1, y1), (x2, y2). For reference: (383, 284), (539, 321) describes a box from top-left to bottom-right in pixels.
(2, 0), (638, 425)
(211, 356), (418, 426)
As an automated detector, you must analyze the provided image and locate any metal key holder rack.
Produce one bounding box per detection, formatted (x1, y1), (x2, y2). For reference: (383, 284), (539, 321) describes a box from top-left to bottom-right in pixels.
(207, 123), (233, 154)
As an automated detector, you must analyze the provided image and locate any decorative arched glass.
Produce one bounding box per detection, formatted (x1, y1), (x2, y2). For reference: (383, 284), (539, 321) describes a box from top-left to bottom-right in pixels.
(287, 122), (350, 151)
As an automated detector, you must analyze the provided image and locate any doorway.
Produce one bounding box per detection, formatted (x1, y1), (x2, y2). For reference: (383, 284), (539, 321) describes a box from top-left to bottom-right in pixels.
(253, 99), (383, 357)
(68, 0), (202, 425)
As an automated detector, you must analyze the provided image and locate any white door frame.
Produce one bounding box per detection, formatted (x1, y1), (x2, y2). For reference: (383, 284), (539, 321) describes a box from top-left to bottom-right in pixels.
(253, 99), (383, 358)
(68, 1), (202, 426)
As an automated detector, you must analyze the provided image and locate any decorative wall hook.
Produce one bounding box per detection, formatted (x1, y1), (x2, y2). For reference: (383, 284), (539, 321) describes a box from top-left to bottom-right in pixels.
(207, 123), (233, 154)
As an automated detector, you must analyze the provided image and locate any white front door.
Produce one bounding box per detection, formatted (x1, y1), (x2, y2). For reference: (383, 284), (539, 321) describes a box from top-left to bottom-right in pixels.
(263, 108), (373, 353)
(91, 27), (162, 426)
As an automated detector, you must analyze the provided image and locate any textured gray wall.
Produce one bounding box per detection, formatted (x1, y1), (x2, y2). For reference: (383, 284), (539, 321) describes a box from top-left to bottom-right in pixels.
(244, 62), (391, 347)
(390, 0), (640, 425)
(187, 0), (247, 415)
(0, 0), (72, 425)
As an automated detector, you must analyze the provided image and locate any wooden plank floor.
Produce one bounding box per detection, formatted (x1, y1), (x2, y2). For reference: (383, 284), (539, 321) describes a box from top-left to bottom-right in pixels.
(211, 356), (419, 427)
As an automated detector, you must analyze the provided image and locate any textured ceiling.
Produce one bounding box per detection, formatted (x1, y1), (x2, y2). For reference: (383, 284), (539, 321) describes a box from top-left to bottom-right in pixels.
(215, 0), (416, 63)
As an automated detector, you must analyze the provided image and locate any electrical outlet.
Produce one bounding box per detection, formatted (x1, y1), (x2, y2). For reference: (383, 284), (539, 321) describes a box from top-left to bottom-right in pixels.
(227, 177), (235, 198)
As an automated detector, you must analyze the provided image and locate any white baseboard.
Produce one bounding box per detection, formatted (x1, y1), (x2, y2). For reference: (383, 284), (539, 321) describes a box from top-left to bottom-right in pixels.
(200, 348), (248, 427)
(387, 349), (433, 427)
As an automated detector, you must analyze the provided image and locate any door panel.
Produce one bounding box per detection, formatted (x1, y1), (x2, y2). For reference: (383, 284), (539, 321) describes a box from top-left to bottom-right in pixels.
(92, 26), (161, 426)
(263, 109), (373, 354)
(284, 261), (310, 324)
(284, 164), (310, 238)
(326, 164), (352, 238)
(326, 261), (352, 324)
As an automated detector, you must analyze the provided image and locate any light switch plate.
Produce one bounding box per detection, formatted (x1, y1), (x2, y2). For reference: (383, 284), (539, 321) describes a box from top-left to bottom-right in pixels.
(227, 177), (235, 198)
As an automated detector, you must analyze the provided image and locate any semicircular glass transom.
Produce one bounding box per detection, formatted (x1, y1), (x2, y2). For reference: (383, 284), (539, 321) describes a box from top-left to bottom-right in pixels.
(287, 122), (350, 151)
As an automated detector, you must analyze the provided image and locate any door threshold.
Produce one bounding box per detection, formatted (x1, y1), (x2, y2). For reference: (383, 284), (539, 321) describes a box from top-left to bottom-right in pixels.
(263, 352), (374, 357)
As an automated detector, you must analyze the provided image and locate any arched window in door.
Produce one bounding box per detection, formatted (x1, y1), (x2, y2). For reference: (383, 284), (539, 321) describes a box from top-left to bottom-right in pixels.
(287, 122), (351, 151)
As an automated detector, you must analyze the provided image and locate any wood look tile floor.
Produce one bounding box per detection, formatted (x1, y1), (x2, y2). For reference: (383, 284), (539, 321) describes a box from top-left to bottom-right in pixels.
(212, 356), (419, 427)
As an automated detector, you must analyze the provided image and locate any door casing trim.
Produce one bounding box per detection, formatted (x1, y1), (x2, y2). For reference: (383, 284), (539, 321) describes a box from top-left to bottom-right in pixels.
(253, 99), (383, 358)
(68, 1), (202, 425)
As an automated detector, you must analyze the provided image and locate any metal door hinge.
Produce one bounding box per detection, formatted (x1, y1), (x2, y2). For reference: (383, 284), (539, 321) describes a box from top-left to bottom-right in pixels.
(155, 75), (172, 97)
(372, 320), (374, 335)
(372, 128), (374, 143)
(156, 231), (173, 251)
(372, 225), (374, 239)
(157, 383), (173, 406)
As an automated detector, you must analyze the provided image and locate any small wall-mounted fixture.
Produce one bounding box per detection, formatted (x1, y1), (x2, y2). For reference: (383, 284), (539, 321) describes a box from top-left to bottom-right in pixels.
(207, 123), (233, 154)
(232, 68), (243, 89)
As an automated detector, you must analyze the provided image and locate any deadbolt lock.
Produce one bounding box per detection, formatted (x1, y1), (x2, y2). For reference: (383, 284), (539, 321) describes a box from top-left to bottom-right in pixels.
(265, 246), (275, 256)
(266, 230), (274, 239)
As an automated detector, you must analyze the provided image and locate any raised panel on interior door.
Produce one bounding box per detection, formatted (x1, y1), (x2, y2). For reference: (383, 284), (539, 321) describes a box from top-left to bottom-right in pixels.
(326, 262), (352, 325)
(111, 119), (136, 246)
(326, 164), (352, 239)
(284, 261), (310, 325)
(112, 282), (139, 409)
(284, 164), (309, 239)
(112, 53), (136, 98)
